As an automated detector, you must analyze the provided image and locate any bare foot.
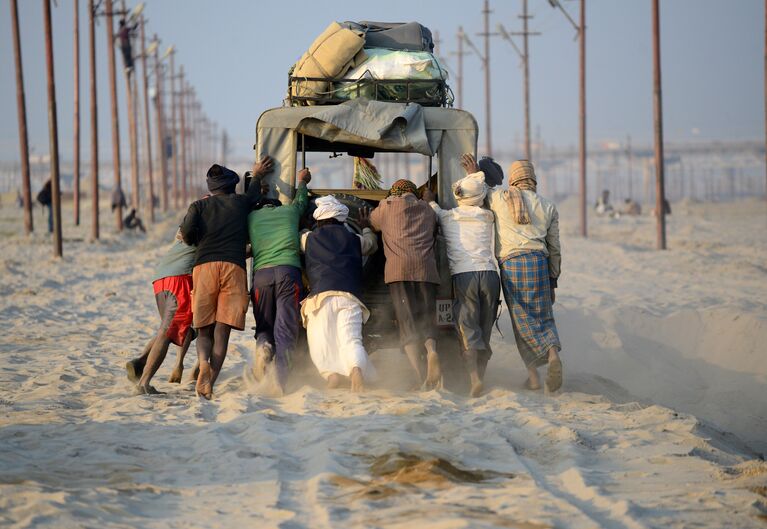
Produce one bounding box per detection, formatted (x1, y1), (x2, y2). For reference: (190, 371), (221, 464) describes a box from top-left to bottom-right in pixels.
(469, 373), (483, 398)
(525, 366), (541, 390)
(327, 373), (345, 389)
(134, 384), (164, 395)
(196, 360), (213, 400)
(423, 351), (443, 390)
(545, 356), (563, 394)
(125, 359), (144, 382)
(350, 367), (364, 393)
(168, 366), (183, 384)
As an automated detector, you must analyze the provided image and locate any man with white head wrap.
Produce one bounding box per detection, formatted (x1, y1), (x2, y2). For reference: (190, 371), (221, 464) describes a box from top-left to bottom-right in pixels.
(423, 171), (500, 398)
(299, 195), (379, 392)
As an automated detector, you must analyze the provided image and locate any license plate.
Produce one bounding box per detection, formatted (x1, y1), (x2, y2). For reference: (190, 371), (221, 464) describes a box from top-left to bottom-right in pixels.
(436, 298), (454, 328)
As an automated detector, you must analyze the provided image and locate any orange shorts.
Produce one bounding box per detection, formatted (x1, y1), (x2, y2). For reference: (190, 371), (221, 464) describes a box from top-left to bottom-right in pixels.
(191, 261), (249, 330)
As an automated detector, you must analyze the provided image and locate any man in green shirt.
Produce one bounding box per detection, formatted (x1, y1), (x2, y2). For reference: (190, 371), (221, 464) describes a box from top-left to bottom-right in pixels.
(248, 168), (311, 394)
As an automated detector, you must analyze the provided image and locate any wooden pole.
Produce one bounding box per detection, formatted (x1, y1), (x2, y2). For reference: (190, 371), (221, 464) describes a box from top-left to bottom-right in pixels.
(43, 0), (63, 257)
(73, 0), (81, 225)
(88, 0), (99, 240)
(179, 70), (188, 205)
(457, 27), (465, 109)
(764, 0), (767, 198)
(522, 0), (531, 160)
(579, 0), (587, 238)
(652, 0), (667, 249)
(169, 51), (179, 208)
(153, 36), (169, 212)
(139, 16), (154, 222)
(10, 0), (33, 234)
(125, 63), (139, 212)
(482, 0), (492, 156)
(105, 0), (123, 230)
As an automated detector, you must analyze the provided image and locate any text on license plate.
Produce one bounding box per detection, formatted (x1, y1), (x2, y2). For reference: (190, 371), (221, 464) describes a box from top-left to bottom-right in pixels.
(436, 298), (454, 328)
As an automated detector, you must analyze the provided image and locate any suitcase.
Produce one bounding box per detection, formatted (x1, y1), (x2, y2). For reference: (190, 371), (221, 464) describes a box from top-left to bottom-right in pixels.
(342, 21), (434, 52)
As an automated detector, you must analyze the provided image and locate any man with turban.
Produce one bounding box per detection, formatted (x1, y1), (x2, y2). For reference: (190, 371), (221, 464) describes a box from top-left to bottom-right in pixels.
(180, 157), (273, 399)
(423, 171), (499, 397)
(370, 179), (442, 389)
(247, 167), (311, 395)
(460, 153), (563, 393)
(299, 195), (379, 392)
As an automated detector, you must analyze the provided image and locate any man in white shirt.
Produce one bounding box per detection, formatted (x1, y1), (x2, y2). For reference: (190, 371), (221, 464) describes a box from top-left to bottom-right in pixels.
(423, 173), (500, 397)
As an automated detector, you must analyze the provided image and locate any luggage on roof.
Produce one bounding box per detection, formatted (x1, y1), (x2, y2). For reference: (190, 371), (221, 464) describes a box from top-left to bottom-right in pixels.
(342, 21), (434, 52)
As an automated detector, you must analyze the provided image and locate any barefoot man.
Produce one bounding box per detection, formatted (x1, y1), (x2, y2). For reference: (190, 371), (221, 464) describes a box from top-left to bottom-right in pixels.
(469, 154), (563, 392)
(247, 167), (311, 394)
(180, 160), (271, 399)
(423, 169), (499, 397)
(126, 229), (196, 394)
(370, 179), (442, 389)
(300, 195), (379, 392)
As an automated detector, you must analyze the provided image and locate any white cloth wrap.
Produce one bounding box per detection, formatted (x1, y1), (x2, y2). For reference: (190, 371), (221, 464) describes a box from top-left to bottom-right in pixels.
(452, 172), (487, 207)
(303, 294), (377, 381)
(313, 195), (349, 222)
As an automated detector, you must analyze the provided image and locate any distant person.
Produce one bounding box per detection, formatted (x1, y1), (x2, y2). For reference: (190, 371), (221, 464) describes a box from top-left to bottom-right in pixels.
(423, 170), (499, 398)
(247, 166), (311, 395)
(124, 208), (146, 233)
(16, 189), (23, 209)
(474, 154), (563, 393)
(180, 158), (272, 399)
(126, 230), (196, 394)
(299, 195), (378, 392)
(117, 18), (136, 72)
(622, 198), (641, 216)
(111, 187), (127, 212)
(370, 179), (442, 390)
(36, 180), (53, 233)
(595, 189), (614, 217)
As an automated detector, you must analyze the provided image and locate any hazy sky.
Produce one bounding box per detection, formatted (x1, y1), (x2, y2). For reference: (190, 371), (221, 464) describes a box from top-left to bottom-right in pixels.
(0, 0), (762, 164)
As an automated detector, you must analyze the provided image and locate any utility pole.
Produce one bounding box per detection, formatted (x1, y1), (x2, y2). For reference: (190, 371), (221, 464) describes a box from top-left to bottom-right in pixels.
(221, 129), (229, 166)
(579, 0), (587, 238)
(179, 69), (188, 204)
(481, 0), (493, 156)
(627, 134), (633, 199)
(652, 0), (667, 249)
(123, 42), (140, 211)
(169, 48), (179, 208)
(43, 0), (63, 257)
(547, 0), (586, 236)
(518, 0), (537, 160)
(10, 0), (33, 234)
(88, 0), (99, 240)
(153, 37), (169, 212)
(139, 15), (154, 222)
(764, 0), (767, 197)
(73, 0), (81, 225)
(451, 27), (469, 109)
(105, 0), (123, 230)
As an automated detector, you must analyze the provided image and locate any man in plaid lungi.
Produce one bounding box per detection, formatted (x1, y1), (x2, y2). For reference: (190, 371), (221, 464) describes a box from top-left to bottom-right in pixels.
(464, 154), (563, 392)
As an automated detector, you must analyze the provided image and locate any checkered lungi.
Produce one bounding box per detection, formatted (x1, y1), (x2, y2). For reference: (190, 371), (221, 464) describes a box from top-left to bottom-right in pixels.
(499, 251), (561, 368)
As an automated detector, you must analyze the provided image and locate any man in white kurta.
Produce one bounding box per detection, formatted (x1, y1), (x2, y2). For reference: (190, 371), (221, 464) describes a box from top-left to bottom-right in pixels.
(299, 196), (378, 391)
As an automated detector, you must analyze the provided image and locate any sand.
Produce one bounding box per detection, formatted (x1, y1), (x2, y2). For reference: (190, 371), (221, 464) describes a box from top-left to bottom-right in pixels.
(0, 196), (765, 529)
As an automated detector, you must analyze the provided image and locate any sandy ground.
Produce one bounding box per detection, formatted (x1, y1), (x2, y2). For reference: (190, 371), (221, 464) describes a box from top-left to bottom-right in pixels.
(0, 195), (766, 529)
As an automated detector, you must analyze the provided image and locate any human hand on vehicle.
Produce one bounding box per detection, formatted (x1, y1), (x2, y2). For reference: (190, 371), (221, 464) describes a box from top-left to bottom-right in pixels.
(422, 187), (436, 203)
(460, 153), (480, 174)
(357, 206), (371, 229)
(253, 155), (274, 178)
(298, 168), (311, 185)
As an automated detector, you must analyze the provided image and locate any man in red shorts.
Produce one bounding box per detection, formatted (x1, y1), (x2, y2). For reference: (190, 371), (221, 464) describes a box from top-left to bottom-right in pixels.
(181, 159), (271, 399)
(126, 229), (196, 394)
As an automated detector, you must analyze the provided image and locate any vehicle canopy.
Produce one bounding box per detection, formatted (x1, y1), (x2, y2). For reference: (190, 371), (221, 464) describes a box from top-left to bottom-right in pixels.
(254, 99), (478, 208)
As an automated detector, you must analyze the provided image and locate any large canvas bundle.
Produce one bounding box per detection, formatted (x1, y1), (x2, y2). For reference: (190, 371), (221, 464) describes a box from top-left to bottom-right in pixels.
(291, 22), (366, 104)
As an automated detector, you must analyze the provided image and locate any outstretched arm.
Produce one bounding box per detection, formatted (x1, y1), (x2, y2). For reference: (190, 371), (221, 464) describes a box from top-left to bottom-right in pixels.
(546, 208), (561, 283)
(180, 202), (201, 245)
(291, 168), (311, 214)
(245, 155), (273, 206)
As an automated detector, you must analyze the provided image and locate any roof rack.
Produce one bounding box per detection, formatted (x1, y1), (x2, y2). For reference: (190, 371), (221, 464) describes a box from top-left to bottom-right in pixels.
(288, 75), (454, 108)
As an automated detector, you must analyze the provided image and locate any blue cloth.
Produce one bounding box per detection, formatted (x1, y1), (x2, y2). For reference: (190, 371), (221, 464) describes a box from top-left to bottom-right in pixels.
(499, 251), (560, 368)
(251, 265), (303, 386)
